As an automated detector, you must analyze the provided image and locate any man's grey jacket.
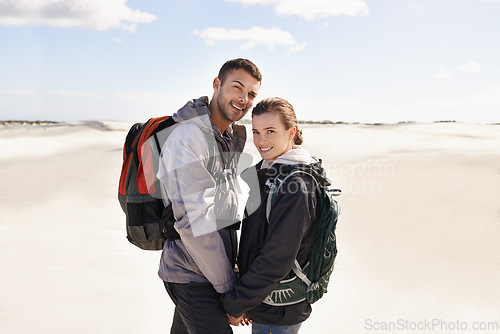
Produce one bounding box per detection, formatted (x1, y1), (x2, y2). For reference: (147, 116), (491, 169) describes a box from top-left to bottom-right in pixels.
(157, 96), (246, 293)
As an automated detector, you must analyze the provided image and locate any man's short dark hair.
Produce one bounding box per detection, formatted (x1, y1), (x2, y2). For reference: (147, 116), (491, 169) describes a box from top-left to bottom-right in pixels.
(218, 58), (262, 85)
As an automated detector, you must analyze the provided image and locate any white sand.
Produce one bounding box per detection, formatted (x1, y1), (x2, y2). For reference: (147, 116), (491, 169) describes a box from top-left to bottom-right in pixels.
(0, 121), (499, 333)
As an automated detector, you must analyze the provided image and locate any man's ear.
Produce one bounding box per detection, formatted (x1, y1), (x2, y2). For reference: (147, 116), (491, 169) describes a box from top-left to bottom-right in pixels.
(213, 77), (221, 92)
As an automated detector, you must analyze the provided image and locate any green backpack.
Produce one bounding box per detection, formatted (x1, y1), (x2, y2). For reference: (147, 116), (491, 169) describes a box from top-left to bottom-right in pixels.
(263, 170), (340, 306)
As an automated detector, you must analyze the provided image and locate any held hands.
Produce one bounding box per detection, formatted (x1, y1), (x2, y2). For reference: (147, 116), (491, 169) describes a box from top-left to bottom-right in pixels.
(226, 313), (251, 326)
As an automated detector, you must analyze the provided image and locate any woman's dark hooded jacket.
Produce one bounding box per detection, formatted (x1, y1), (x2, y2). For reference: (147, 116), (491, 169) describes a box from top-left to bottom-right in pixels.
(223, 146), (331, 325)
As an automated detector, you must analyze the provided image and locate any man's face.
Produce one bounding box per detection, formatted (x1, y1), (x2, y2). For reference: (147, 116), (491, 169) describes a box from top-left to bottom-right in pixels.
(215, 68), (261, 123)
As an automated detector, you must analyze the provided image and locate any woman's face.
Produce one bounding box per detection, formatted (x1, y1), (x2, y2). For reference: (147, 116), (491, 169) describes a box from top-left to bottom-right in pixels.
(252, 112), (296, 162)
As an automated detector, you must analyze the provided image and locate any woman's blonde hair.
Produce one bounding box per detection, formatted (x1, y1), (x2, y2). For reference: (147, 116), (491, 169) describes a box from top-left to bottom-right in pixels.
(252, 97), (303, 145)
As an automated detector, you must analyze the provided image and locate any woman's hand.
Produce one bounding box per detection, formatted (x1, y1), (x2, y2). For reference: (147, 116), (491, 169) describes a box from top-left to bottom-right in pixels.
(226, 313), (252, 326)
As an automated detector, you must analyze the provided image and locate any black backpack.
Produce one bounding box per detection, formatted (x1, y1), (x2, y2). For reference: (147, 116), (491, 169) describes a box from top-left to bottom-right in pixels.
(118, 116), (180, 250)
(263, 170), (340, 305)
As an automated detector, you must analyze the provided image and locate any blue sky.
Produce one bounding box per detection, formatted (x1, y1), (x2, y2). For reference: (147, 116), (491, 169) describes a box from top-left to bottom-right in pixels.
(1, 0), (499, 123)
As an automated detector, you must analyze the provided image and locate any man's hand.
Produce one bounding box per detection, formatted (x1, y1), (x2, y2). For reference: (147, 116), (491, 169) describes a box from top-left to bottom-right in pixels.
(226, 313), (252, 326)
(240, 313), (251, 326)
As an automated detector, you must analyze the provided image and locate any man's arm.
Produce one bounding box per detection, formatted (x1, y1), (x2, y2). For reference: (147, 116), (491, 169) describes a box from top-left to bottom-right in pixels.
(157, 122), (236, 293)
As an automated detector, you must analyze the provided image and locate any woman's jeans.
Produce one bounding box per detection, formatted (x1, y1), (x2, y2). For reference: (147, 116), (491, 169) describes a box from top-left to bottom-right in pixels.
(252, 321), (302, 334)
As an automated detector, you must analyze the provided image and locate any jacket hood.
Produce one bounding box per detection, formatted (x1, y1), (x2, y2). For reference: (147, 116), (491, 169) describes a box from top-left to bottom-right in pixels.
(172, 96), (211, 122)
(245, 147), (331, 188)
(261, 145), (316, 169)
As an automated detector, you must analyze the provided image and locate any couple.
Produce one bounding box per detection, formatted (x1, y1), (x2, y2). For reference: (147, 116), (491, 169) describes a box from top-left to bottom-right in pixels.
(157, 58), (331, 334)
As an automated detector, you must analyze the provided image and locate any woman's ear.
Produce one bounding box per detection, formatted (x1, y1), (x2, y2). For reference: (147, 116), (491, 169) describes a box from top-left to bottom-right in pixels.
(288, 126), (297, 141)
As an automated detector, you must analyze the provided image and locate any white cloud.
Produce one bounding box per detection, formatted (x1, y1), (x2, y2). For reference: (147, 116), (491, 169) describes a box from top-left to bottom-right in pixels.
(409, 3), (426, 11)
(434, 61), (482, 79)
(0, 89), (37, 96)
(225, 0), (369, 20)
(433, 67), (454, 79)
(455, 61), (482, 74)
(287, 43), (307, 53)
(193, 26), (306, 53)
(480, 0), (500, 2)
(0, 0), (156, 32)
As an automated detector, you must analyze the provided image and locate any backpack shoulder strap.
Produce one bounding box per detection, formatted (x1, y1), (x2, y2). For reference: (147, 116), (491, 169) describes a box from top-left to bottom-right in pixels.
(265, 170), (321, 289)
(265, 170), (319, 223)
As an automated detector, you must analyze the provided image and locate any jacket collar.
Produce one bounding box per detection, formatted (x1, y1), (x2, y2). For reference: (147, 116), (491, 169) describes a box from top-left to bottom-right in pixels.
(173, 96), (246, 153)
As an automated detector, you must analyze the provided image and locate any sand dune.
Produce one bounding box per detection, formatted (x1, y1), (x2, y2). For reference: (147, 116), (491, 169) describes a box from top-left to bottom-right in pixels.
(0, 121), (499, 333)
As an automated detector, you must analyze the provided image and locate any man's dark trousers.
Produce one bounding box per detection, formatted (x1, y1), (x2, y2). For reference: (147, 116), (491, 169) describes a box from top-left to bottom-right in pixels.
(164, 281), (233, 334)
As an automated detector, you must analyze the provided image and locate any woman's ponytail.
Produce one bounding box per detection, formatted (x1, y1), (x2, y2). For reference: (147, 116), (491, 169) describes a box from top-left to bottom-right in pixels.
(293, 127), (303, 145)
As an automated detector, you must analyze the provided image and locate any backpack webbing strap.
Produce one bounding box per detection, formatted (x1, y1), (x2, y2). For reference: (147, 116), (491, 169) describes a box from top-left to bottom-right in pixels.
(200, 126), (219, 177)
(152, 133), (162, 154)
(292, 259), (311, 287)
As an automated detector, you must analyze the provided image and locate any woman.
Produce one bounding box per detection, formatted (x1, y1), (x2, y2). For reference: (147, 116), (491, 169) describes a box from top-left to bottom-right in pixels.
(223, 97), (332, 333)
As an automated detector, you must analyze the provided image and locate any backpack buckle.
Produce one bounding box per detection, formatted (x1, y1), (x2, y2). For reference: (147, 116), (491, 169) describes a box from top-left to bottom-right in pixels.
(307, 282), (320, 292)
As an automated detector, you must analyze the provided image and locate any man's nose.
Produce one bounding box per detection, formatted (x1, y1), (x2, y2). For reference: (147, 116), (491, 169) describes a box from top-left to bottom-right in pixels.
(239, 92), (248, 104)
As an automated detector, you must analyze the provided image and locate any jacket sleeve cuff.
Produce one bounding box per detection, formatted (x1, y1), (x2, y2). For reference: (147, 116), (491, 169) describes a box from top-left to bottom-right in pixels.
(213, 274), (236, 294)
(221, 285), (246, 318)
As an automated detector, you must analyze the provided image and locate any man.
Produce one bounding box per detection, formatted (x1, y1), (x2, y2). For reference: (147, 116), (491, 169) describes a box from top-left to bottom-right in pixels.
(156, 58), (262, 333)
